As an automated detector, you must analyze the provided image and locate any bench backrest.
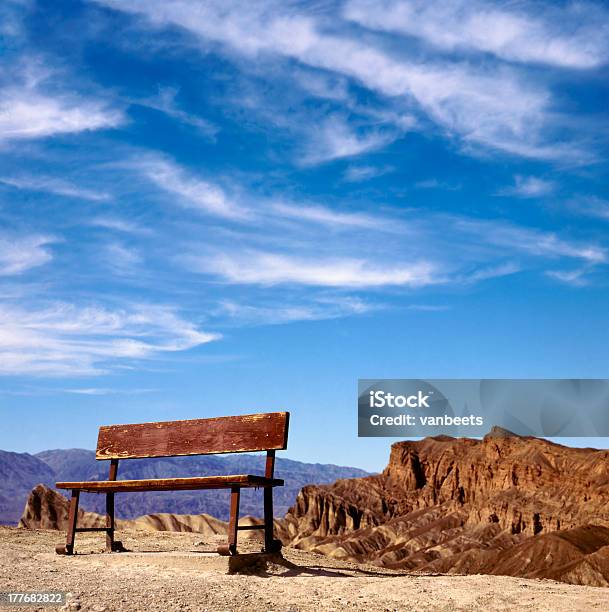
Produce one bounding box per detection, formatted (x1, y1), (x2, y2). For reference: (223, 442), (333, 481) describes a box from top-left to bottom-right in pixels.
(95, 412), (289, 460)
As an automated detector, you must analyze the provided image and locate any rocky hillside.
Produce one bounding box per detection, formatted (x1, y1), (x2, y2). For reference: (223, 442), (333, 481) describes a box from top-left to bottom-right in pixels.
(0, 448), (369, 525)
(278, 429), (609, 586)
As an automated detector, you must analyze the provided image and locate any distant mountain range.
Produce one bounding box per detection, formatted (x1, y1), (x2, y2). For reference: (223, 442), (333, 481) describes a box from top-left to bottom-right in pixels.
(0, 448), (370, 525)
(0, 451), (56, 525)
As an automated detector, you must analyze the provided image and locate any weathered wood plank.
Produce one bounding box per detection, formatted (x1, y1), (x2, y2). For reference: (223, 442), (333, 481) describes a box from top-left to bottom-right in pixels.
(95, 411), (289, 460)
(56, 474), (284, 493)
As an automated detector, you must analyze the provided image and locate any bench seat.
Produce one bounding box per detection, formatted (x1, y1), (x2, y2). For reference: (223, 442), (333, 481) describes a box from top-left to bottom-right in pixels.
(56, 474), (284, 493)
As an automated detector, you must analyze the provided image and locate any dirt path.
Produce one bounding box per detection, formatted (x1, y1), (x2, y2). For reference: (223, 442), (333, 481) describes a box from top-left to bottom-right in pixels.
(1, 527), (607, 611)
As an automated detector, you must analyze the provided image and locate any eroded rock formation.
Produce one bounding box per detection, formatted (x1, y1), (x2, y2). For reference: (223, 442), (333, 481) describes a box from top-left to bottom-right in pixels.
(278, 432), (609, 586)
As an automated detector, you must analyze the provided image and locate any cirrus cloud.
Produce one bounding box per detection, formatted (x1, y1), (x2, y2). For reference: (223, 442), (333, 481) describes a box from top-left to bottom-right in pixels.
(0, 89), (123, 142)
(185, 250), (440, 288)
(90, 0), (591, 161)
(0, 234), (56, 276)
(345, 0), (609, 69)
(0, 301), (219, 376)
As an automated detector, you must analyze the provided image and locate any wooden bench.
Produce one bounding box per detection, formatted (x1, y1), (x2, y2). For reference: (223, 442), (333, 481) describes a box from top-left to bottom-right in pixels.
(55, 411), (289, 556)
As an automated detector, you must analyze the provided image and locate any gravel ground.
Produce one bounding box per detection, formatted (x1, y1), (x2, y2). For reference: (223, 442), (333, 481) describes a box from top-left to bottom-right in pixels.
(1, 527), (608, 611)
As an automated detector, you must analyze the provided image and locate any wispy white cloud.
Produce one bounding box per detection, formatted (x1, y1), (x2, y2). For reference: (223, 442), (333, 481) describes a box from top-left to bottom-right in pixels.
(162, 169), (607, 290)
(186, 250), (440, 288)
(460, 261), (521, 284)
(301, 115), (400, 165)
(568, 196), (609, 221)
(91, 0), (577, 160)
(104, 242), (143, 275)
(61, 387), (156, 395)
(133, 155), (250, 220)
(345, 0), (609, 69)
(0, 0), (33, 41)
(498, 175), (555, 198)
(219, 295), (375, 325)
(0, 55), (124, 143)
(406, 304), (450, 312)
(0, 302), (219, 376)
(457, 219), (606, 264)
(0, 88), (124, 142)
(134, 86), (218, 139)
(414, 179), (460, 191)
(89, 216), (152, 235)
(0, 234), (56, 275)
(343, 164), (394, 182)
(271, 202), (394, 230)
(292, 68), (350, 102)
(0, 175), (110, 201)
(546, 267), (589, 286)
(0, 385), (155, 396)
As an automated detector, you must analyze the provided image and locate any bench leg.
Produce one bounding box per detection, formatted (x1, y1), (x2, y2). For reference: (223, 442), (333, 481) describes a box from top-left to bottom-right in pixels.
(104, 492), (124, 552)
(263, 486), (282, 554)
(106, 492), (114, 552)
(218, 485), (240, 556)
(56, 490), (79, 555)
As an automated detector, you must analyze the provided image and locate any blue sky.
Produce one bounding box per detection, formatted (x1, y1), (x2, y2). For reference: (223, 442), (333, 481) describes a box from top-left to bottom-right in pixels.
(1, 0), (609, 471)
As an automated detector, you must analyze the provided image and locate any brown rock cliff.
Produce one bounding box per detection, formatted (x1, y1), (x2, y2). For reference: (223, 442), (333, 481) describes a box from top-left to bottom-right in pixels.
(278, 433), (609, 586)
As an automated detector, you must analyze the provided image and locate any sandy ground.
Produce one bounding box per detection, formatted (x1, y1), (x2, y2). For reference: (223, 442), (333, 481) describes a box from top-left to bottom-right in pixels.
(1, 527), (608, 612)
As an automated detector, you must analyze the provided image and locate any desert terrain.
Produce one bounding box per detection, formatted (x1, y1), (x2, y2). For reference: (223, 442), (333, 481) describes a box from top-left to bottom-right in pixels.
(6, 429), (609, 609)
(1, 526), (608, 612)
